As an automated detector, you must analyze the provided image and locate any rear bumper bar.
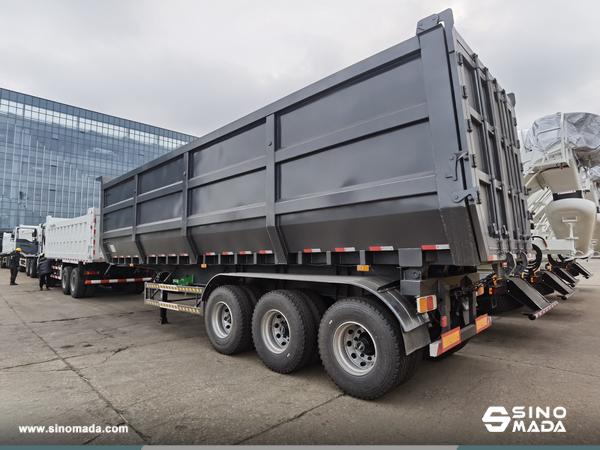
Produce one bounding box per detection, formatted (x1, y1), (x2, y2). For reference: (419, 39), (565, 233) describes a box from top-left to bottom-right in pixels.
(429, 315), (492, 357)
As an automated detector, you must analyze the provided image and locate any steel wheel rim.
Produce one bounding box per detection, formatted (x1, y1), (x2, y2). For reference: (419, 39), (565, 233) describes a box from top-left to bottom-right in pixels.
(332, 321), (377, 376)
(261, 309), (290, 354)
(211, 301), (232, 339)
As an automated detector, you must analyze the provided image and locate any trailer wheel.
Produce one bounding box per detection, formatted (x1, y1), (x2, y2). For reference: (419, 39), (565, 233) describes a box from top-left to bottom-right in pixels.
(61, 266), (73, 295)
(70, 269), (86, 298)
(396, 347), (424, 387)
(239, 284), (263, 307)
(319, 297), (408, 400)
(252, 290), (317, 373)
(294, 289), (328, 365)
(205, 285), (254, 355)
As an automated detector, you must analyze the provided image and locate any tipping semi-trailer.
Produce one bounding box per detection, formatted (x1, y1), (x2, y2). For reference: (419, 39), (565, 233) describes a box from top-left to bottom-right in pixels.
(99, 10), (553, 399)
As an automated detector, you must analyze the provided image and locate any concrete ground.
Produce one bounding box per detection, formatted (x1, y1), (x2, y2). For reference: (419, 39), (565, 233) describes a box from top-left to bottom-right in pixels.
(1, 261), (599, 445)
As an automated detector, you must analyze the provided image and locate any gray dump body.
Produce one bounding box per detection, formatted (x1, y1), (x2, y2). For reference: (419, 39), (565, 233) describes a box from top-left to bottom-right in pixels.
(102, 10), (529, 269)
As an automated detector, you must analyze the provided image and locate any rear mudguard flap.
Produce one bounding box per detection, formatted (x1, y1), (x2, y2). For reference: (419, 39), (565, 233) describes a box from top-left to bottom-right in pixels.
(203, 272), (431, 355)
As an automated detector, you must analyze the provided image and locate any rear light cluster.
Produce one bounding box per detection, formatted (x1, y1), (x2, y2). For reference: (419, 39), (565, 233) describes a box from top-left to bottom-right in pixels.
(416, 295), (437, 313)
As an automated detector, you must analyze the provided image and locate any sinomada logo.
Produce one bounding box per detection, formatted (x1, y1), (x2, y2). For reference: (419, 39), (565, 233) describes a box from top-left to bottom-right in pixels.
(482, 406), (566, 433)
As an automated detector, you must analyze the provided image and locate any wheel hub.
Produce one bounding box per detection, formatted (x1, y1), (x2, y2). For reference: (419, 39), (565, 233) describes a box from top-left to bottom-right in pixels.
(332, 322), (377, 376)
(261, 309), (290, 354)
(211, 301), (232, 339)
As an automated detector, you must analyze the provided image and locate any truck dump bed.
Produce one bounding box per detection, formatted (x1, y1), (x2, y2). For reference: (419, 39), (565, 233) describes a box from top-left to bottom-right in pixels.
(45, 208), (104, 263)
(102, 10), (529, 267)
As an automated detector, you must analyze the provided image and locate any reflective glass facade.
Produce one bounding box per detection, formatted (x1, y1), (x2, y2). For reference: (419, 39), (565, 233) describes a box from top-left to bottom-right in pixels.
(0, 88), (196, 231)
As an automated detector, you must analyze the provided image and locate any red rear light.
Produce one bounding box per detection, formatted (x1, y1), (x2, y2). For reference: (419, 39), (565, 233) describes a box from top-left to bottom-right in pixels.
(441, 316), (448, 328)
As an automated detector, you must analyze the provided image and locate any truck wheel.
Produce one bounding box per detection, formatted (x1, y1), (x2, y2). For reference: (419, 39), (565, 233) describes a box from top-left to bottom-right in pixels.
(61, 266), (73, 295)
(70, 269), (86, 298)
(239, 284), (263, 307)
(319, 297), (408, 400)
(397, 347), (424, 387)
(294, 289), (328, 365)
(205, 285), (254, 355)
(25, 259), (31, 277)
(30, 262), (38, 278)
(252, 290), (317, 374)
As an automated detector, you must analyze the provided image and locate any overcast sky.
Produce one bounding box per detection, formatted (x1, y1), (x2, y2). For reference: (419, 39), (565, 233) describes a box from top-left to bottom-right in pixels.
(1, 0), (598, 138)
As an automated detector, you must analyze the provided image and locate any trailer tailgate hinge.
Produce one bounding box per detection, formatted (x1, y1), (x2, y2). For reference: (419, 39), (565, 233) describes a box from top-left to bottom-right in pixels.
(451, 187), (481, 204)
(446, 151), (469, 181)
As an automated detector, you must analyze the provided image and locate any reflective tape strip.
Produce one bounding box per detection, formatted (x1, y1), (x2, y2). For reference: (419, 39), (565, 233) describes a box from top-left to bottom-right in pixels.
(304, 249), (321, 253)
(369, 246), (394, 251)
(84, 277), (152, 285)
(421, 244), (450, 250)
(159, 254), (166, 257)
(180, 253), (188, 257)
(259, 250), (273, 254)
(239, 251), (252, 255)
(144, 299), (202, 314)
(145, 283), (203, 293)
(335, 247), (356, 252)
(206, 252), (216, 256)
(488, 255), (499, 261)
(149, 255), (156, 257)
(222, 252), (234, 255)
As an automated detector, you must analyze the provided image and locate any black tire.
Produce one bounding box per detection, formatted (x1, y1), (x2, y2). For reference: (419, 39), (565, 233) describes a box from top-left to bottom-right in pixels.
(205, 285), (254, 355)
(478, 295), (522, 313)
(319, 297), (409, 400)
(70, 269), (86, 298)
(61, 266), (73, 295)
(424, 340), (469, 361)
(252, 290), (317, 374)
(26, 259), (31, 277)
(239, 284), (263, 307)
(294, 289), (328, 365)
(30, 261), (38, 278)
(397, 347), (424, 386)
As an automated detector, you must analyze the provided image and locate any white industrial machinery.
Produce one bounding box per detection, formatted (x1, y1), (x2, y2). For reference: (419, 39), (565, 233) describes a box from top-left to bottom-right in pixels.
(521, 112), (600, 260)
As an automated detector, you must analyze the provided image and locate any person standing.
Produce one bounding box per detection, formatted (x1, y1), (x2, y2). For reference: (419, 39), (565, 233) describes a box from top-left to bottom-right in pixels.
(9, 248), (22, 285)
(37, 254), (51, 290)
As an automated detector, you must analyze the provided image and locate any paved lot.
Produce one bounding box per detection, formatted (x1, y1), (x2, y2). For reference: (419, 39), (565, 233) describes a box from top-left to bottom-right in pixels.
(1, 261), (599, 445)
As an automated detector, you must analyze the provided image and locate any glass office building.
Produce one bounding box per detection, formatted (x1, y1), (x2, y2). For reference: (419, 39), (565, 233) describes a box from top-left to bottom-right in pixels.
(0, 88), (196, 232)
